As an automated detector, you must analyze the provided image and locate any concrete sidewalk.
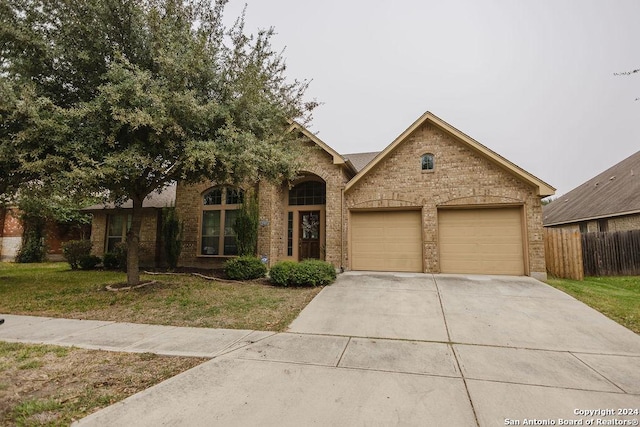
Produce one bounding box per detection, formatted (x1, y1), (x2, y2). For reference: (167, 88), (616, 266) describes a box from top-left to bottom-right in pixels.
(2, 272), (640, 426)
(0, 314), (274, 358)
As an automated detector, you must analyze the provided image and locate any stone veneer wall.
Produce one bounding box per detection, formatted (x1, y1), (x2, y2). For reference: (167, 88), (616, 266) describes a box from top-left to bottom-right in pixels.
(344, 122), (546, 278)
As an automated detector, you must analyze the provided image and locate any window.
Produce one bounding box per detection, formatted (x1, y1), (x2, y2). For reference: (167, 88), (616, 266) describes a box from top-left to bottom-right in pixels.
(106, 214), (131, 252)
(421, 153), (435, 171)
(201, 187), (244, 256)
(288, 181), (326, 205)
(579, 222), (588, 234)
(287, 212), (294, 256)
(598, 219), (608, 232)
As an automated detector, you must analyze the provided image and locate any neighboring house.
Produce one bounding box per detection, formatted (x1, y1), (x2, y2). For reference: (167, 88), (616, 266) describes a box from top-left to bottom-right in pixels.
(543, 150), (640, 233)
(0, 206), (88, 262)
(88, 111), (555, 278)
(83, 184), (177, 267)
(0, 207), (22, 262)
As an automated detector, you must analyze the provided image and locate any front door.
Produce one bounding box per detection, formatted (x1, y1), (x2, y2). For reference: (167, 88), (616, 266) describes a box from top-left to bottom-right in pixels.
(299, 210), (321, 260)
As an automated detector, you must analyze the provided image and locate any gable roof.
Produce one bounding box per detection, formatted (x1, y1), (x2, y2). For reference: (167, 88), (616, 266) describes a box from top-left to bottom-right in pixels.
(343, 151), (380, 172)
(82, 184), (177, 211)
(344, 111), (555, 196)
(543, 150), (640, 226)
(289, 122), (358, 175)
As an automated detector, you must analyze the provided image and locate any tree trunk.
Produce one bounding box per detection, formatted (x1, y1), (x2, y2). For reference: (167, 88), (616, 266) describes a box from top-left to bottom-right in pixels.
(126, 196), (144, 285)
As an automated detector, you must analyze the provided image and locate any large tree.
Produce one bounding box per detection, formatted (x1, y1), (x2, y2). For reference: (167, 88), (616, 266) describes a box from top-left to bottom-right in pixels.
(1, 0), (315, 284)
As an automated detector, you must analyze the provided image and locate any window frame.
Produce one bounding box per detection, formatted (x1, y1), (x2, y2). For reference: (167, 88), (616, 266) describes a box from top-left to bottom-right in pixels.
(105, 213), (131, 253)
(199, 186), (244, 257)
(421, 153), (435, 172)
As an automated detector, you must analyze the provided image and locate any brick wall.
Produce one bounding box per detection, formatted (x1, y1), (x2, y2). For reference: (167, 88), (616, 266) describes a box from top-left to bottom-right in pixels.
(344, 122), (546, 278)
(90, 210), (160, 267)
(176, 138), (350, 269)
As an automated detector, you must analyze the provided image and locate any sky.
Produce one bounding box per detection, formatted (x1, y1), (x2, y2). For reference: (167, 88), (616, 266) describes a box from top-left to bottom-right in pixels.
(223, 0), (639, 197)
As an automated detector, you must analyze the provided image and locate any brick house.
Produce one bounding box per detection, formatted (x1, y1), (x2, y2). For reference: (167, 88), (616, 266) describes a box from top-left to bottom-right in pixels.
(0, 206), (89, 262)
(84, 185), (177, 267)
(543, 150), (640, 233)
(88, 111), (555, 279)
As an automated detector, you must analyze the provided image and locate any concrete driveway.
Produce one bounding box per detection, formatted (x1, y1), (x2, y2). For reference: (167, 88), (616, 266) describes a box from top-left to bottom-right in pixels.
(75, 272), (640, 426)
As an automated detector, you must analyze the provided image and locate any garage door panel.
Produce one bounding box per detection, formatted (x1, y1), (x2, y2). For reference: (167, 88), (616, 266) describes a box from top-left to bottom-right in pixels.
(351, 211), (422, 272)
(439, 208), (524, 275)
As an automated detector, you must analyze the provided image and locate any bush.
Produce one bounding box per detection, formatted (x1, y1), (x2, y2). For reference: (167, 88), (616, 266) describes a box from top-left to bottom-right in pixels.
(224, 256), (267, 280)
(270, 260), (337, 287)
(79, 255), (101, 270)
(62, 240), (93, 270)
(103, 243), (127, 270)
(162, 206), (182, 270)
(102, 252), (119, 270)
(269, 261), (298, 286)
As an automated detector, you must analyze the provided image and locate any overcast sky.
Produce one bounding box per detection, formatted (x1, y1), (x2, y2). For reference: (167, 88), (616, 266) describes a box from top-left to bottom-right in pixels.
(223, 0), (639, 197)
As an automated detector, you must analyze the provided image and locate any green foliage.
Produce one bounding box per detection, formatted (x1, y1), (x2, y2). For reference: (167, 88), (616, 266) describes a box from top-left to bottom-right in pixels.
(15, 226), (46, 263)
(62, 240), (93, 270)
(162, 206), (183, 270)
(269, 261), (298, 286)
(78, 255), (101, 270)
(102, 244), (128, 271)
(2, 0), (315, 285)
(102, 253), (119, 270)
(269, 260), (336, 287)
(233, 192), (259, 256)
(224, 256), (267, 280)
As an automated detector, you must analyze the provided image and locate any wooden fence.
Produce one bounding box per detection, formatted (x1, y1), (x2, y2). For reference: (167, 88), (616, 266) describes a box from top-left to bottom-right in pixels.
(543, 228), (584, 280)
(581, 230), (640, 276)
(544, 228), (640, 278)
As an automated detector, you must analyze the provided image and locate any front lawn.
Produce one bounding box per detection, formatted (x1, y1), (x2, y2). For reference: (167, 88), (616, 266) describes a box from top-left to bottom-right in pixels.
(0, 341), (206, 426)
(546, 276), (640, 334)
(0, 262), (322, 331)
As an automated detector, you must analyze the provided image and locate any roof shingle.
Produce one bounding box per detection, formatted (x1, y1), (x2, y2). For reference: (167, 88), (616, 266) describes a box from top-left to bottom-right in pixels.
(543, 151), (640, 226)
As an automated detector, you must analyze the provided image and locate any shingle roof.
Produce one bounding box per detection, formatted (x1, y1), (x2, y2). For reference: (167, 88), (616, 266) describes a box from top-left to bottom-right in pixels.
(543, 150), (640, 226)
(82, 184), (177, 211)
(343, 152), (380, 172)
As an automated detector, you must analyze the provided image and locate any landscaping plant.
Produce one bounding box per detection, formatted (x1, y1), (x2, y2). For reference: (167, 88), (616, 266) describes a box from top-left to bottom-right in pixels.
(224, 256), (267, 280)
(61, 240), (94, 270)
(162, 206), (183, 270)
(270, 260), (336, 287)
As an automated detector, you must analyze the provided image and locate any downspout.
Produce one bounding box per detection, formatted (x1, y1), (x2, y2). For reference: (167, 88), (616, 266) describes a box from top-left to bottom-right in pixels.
(340, 186), (345, 273)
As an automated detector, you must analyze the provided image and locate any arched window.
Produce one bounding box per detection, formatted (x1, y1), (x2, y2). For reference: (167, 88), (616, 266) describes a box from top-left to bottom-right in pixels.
(421, 153), (435, 171)
(200, 187), (244, 256)
(288, 181), (326, 205)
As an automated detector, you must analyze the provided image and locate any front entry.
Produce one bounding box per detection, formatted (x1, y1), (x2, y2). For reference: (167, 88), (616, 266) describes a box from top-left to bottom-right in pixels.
(299, 210), (321, 260)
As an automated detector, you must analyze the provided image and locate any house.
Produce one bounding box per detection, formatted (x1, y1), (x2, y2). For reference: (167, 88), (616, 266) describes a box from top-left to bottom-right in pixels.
(543, 150), (640, 233)
(0, 206), (89, 262)
(88, 111), (555, 279)
(84, 184), (177, 267)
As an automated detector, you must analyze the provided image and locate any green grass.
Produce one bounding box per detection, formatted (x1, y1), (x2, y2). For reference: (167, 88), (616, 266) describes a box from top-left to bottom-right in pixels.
(546, 276), (640, 333)
(0, 262), (322, 331)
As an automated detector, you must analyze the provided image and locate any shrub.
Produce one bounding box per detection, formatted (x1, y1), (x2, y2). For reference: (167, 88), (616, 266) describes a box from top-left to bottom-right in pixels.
(103, 243), (127, 271)
(62, 240), (93, 270)
(102, 252), (119, 270)
(270, 260), (336, 287)
(162, 206), (183, 270)
(224, 256), (267, 280)
(79, 255), (101, 270)
(269, 261), (298, 286)
(233, 193), (259, 256)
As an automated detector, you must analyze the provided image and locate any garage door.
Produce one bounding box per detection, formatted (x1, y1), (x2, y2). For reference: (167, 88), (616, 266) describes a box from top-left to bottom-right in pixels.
(438, 208), (524, 275)
(351, 210), (422, 272)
